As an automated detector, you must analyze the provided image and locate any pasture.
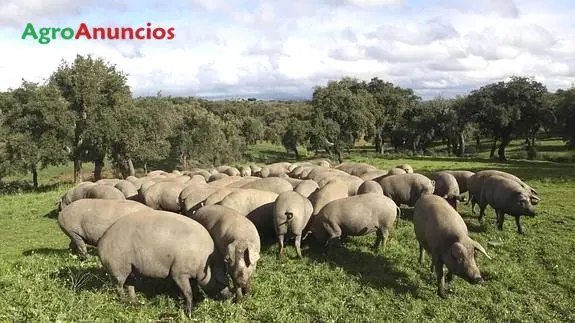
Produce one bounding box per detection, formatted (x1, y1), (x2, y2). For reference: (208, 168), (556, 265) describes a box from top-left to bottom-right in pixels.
(1, 143), (574, 322)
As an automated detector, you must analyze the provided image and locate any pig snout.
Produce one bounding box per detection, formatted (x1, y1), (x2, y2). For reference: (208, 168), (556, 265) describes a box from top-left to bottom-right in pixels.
(216, 287), (234, 300)
(471, 276), (484, 284)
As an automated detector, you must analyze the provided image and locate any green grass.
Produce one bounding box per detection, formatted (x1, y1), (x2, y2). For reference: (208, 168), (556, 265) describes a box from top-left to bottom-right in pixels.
(1, 144), (575, 321)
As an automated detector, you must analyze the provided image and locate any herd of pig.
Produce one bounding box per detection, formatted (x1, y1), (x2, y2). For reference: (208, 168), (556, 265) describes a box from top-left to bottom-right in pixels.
(55, 160), (541, 315)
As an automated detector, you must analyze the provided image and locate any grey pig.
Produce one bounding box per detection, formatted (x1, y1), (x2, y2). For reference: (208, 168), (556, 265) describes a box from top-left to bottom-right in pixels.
(57, 199), (151, 259)
(98, 209), (233, 316)
(192, 205), (261, 300)
(413, 194), (491, 298)
(308, 193), (399, 251)
(273, 191), (314, 258)
(478, 175), (537, 234)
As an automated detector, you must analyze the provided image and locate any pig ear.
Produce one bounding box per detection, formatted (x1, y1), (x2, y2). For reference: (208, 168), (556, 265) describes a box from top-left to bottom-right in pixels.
(470, 239), (492, 260)
(244, 248), (260, 267)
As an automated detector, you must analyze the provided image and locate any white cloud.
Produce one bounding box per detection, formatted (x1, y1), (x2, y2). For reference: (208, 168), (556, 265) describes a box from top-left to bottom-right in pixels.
(1, 0), (575, 99)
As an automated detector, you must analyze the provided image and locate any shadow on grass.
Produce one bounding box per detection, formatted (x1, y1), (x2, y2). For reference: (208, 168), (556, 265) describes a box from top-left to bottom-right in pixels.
(0, 181), (62, 195)
(52, 265), (184, 301)
(305, 242), (420, 297)
(22, 247), (71, 257)
(44, 208), (59, 219)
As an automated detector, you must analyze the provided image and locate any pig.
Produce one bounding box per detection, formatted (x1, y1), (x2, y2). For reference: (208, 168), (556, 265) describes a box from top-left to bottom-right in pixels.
(307, 193), (399, 251)
(191, 205), (261, 300)
(395, 164), (414, 174)
(413, 194), (491, 298)
(217, 189), (279, 237)
(478, 175), (537, 234)
(240, 177), (293, 194)
(441, 170), (475, 193)
(249, 164), (262, 177)
(294, 180), (319, 198)
(223, 167), (241, 177)
(98, 209), (233, 315)
(57, 199), (151, 259)
(433, 172), (465, 209)
(259, 162), (292, 178)
(85, 184), (126, 201)
(359, 170), (389, 182)
(203, 187), (242, 206)
(239, 166), (252, 177)
(467, 170), (540, 215)
(378, 173), (435, 207)
(308, 179), (349, 216)
(207, 176), (244, 187)
(95, 178), (120, 186)
(357, 180), (384, 195)
(387, 167), (407, 176)
(209, 173), (229, 182)
(181, 186), (222, 216)
(114, 180), (140, 201)
(58, 181), (97, 210)
(273, 191), (314, 258)
(142, 181), (187, 213)
(334, 162), (377, 177)
(147, 170), (167, 176)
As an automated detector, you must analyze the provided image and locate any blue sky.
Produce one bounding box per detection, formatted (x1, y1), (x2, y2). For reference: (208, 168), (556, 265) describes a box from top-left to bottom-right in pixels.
(1, 0), (574, 99)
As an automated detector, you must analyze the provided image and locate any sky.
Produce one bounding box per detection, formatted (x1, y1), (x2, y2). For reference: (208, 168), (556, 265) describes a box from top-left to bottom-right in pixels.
(1, 0), (574, 100)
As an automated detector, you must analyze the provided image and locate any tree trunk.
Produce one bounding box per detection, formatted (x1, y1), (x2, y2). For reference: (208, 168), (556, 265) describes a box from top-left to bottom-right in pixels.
(127, 158), (135, 177)
(490, 137), (498, 158)
(94, 155), (104, 181)
(457, 132), (465, 157)
(498, 130), (511, 162)
(333, 146), (343, 164)
(179, 152), (188, 170)
(294, 146), (300, 159)
(374, 132), (383, 154)
(31, 164), (38, 189)
(143, 163), (148, 174)
(446, 137), (452, 156)
(74, 159), (83, 183)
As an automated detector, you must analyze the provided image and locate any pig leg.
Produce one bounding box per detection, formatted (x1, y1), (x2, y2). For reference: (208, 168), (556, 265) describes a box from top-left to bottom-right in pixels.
(445, 271), (454, 292)
(324, 221), (342, 249)
(191, 279), (203, 302)
(514, 215), (524, 234)
(277, 234), (285, 259)
(69, 232), (88, 260)
(478, 203), (487, 225)
(106, 263), (132, 302)
(372, 228), (389, 250)
(172, 274), (196, 316)
(496, 210), (505, 230)
(294, 234), (303, 258)
(125, 272), (139, 305)
(242, 279), (252, 296)
(433, 258), (447, 298)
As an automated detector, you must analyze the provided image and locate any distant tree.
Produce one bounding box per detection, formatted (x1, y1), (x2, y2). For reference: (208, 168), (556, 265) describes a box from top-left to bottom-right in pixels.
(362, 77), (420, 153)
(553, 87), (575, 148)
(0, 81), (73, 188)
(467, 76), (549, 161)
(109, 96), (178, 176)
(241, 117), (265, 145)
(311, 77), (376, 162)
(49, 54), (132, 182)
(169, 106), (246, 168)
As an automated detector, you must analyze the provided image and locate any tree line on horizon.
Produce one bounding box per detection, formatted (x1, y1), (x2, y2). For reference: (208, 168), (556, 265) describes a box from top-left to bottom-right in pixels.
(1, 54), (574, 188)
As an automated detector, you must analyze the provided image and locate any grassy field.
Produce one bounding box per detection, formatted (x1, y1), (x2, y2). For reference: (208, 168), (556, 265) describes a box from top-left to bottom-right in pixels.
(1, 141), (575, 321)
